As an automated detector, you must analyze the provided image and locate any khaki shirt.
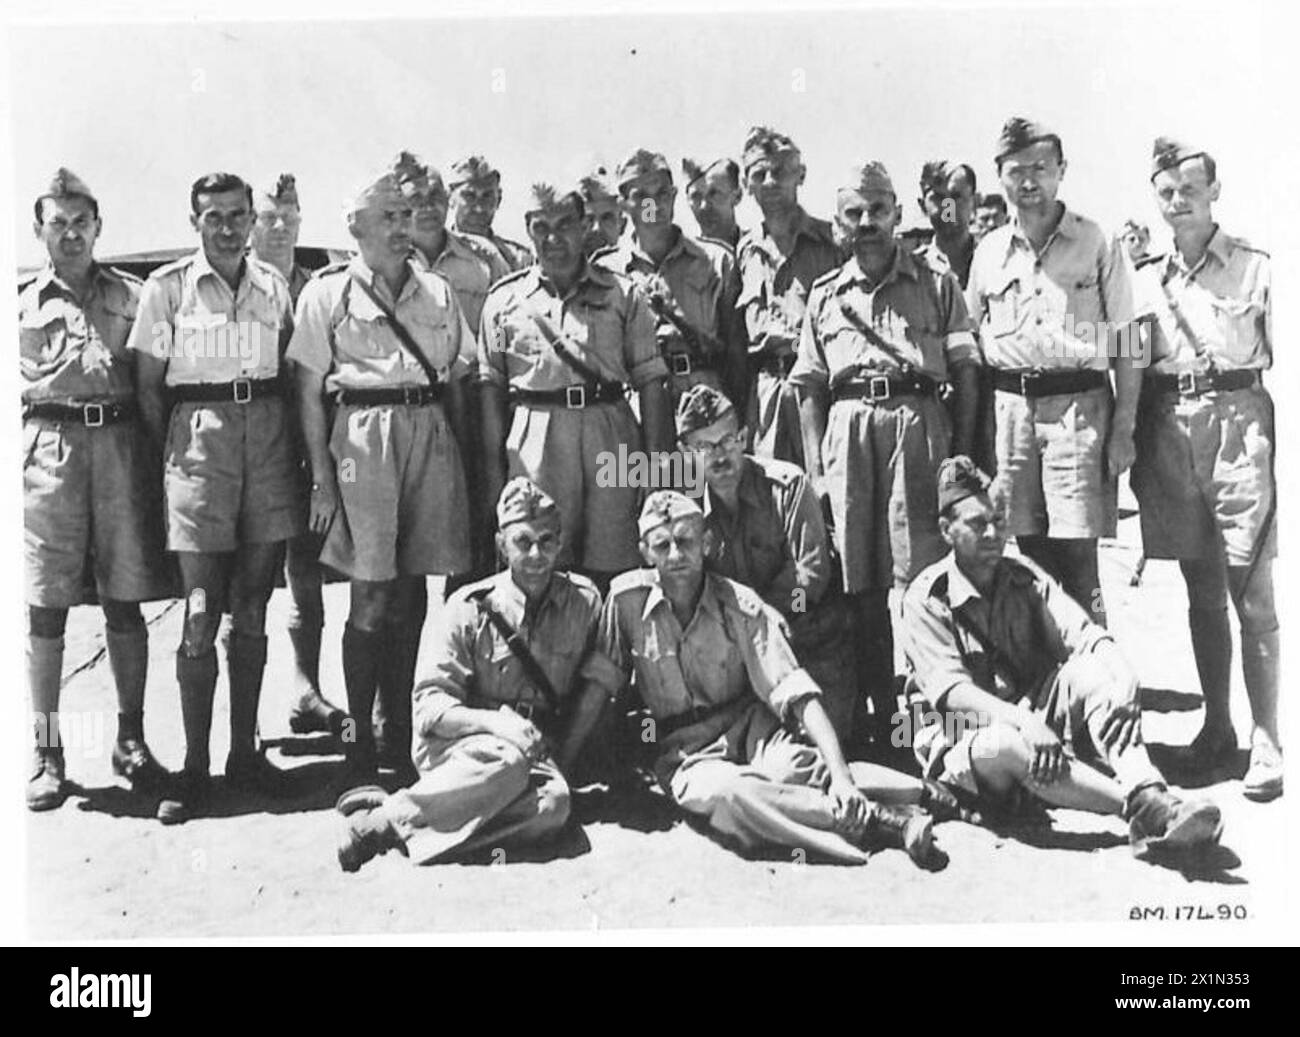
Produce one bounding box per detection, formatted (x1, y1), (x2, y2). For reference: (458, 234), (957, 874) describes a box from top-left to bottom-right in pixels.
(20, 263), (141, 403)
(1132, 228), (1270, 374)
(593, 226), (741, 366)
(790, 248), (977, 388)
(126, 250), (292, 385)
(901, 552), (1113, 711)
(412, 569), (621, 741)
(411, 231), (500, 335)
(477, 262), (668, 391)
(702, 455), (832, 616)
(917, 236), (975, 290)
(736, 207), (841, 359)
(286, 256), (472, 391)
(598, 568), (821, 759)
(460, 229), (533, 274)
(965, 207), (1133, 372)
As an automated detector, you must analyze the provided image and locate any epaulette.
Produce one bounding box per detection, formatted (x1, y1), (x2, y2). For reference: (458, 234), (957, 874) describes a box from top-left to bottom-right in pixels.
(104, 265), (143, 286)
(1133, 252), (1165, 271)
(809, 265), (842, 293)
(17, 274), (38, 295)
(310, 260), (351, 280)
(697, 233), (736, 254)
(558, 570), (604, 608)
(450, 574), (502, 610)
(607, 567), (656, 599)
(588, 242), (619, 263)
(750, 455), (807, 489)
(147, 254), (195, 281)
(1228, 236), (1269, 258)
(484, 266), (533, 297)
(715, 574), (764, 618)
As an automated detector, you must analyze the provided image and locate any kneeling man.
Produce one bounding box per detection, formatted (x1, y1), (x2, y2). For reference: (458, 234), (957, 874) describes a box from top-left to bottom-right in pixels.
(335, 478), (616, 871)
(901, 457), (1223, 857)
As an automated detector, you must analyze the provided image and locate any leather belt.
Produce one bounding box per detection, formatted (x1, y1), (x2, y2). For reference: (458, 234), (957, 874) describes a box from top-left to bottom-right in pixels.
(1146, 368), (1260, 398)
(755, 351), (795, 378)
(992, 368), (1108, 397)
(509, 382), (626, 409)
(833, 370), (941, 403)
(22, 399), (136, 427)
(168, 377), (282, 404)
(668, 353), (712, 377)
(333, 384), (444, 406)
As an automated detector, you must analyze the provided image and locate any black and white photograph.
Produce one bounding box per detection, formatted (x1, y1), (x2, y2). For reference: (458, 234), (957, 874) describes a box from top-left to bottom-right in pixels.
(4, 0), (1294, 947)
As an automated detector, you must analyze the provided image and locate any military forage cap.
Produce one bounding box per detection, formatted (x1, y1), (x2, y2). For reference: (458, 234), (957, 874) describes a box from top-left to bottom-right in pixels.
(937, 455), (993, 513)
(448, 154), (501, 189)
(842, 160), (895, 197)
(995, 116), (1062, 162)
(616, 149), (673, 190)
(578, 166), (619, 204)
(496, 477), (560, 529)
(346, 171), (406, 214)
(675, 383), (736, 437)
(390, 150), (447, 200)
(258, 172), (299, 207)
(1150, 136), (1209, 181)
(742, 126), (800, 174)
(681, 156), (707, 188)
(919, 160), (958, 194)
(40, 167), (96, 206)
(524, 181), (583, 219)
(638, 490), (704, 537)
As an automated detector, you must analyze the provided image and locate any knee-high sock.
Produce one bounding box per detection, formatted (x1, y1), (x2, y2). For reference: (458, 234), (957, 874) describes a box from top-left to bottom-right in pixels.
(343, 624), (383, 766)
(28, 634), (64, 752)
(227, 632), (268, 757)
(1188, 606), (1233, 731)
(176, 649), (218, 774)
(106, 625), (149, 742)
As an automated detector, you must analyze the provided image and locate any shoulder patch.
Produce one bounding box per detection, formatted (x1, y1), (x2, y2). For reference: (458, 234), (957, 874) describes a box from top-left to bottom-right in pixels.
(1133, 252), (1165, 270)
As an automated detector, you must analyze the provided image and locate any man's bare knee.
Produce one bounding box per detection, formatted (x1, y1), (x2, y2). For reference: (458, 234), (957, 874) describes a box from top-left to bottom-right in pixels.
(969, 723), (1031, 792)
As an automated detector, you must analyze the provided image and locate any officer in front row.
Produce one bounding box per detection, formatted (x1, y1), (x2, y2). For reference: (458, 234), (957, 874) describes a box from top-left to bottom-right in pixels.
(22, 168), (172, 810)
(1130, 137), (1281, 800)
(901, 457), (1223, 859)
(131, 172), (303, 823)
(289, 171), (476, 788)
(478, 181), (673, 590)
(333, 478), (617, 871)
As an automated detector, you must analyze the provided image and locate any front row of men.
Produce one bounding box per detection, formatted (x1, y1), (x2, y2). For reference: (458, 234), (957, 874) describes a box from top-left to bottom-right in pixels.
(20, 122), (1273, 868)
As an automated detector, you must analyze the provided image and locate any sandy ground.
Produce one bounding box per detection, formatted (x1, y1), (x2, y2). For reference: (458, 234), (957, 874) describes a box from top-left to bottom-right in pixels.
(26, 515), (1288, 938)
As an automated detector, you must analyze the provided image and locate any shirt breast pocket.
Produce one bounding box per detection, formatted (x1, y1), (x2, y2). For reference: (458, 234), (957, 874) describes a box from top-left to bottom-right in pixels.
(1210, 296), (1265, 359)
(404, 312), (454, 374)
(19, 312), (67, 370)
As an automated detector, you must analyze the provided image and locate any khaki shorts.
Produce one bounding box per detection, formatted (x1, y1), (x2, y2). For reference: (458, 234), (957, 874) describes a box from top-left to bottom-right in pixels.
(506, 400), (644, 574)
(992, 385), (1117, 539)
(747, 368), (805, 468)
(24, 417), (173, 608)
(165, 396), (304, 552)
(1131, 384), (1276, 565)
(323, 402), (470, 581)
(823, 394), (951, 593)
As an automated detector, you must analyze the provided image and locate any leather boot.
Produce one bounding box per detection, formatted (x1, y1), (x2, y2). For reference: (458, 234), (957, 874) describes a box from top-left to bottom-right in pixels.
(106, 626), (167, 792)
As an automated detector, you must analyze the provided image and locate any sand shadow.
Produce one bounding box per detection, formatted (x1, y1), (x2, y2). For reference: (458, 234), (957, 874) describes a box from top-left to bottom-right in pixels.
(571, 779), (679, 834)
(982, 818), (1131, 853)
(71, 781), (161, 820)
(263, 733), (346, 758)
(447, 824), (593, 865)
(1142, 842), (1245, 884)
(1146, 742), (1248, 790)
(1138, 687), (1203, 713)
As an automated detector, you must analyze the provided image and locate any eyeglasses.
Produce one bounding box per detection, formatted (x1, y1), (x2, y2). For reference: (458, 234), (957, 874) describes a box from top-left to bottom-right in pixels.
(685, 431), (743, 457)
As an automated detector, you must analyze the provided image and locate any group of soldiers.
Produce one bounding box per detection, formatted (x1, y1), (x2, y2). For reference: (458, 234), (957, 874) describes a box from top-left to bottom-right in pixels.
(21, 115), (1278, 875)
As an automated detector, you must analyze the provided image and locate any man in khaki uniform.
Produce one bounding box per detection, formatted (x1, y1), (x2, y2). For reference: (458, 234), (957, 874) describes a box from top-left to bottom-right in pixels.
(683, 156), (744, 252)
(478, 182), (673, 587)
(735, 127), (841, 467)
(578, 166), (626, 258)
(597, 491), (950, 868)
(21, 168), (172, 810)
(594, 148), (746, 410)
(448, 154), (535, 274)
(965, 117), (1139, 625)
(290, 172), (475, 787)
(250, 172), (348, 738)
(334, 478), (618, 871)
(1130, 137), (1281, 800)
(902, 457), (1223, 859)
(916, 160), (979, 291)
(132, 172), (302, 823)
(793, 160), (979, 752)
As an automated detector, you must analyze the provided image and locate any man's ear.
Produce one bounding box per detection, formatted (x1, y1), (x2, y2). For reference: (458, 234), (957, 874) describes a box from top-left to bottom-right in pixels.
(189, 211), (201, 234)
(702, 526), (716, 556)
(638, 538), (654, 568)
(1057, 158), (1068, 182)
(1209, 179), (1222, 203)
(495, 531), (506, 562)
(938, 513), (955, 547)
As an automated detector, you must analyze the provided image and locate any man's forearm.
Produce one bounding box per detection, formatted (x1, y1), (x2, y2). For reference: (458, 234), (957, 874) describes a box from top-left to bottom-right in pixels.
(795, 695), (853, 783)
(1110, 327), (1144, 434)
(294, 367), (335, 486)
(427, 703), (501, 741)
(797, 389), (828, 482)
(949, 361), (979, 458)
(134, 354), (169, 451)
(556, 679), (610, 772)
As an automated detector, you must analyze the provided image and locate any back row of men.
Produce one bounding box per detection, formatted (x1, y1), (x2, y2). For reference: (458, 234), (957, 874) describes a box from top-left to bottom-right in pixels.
(21, 118), (1277, 866)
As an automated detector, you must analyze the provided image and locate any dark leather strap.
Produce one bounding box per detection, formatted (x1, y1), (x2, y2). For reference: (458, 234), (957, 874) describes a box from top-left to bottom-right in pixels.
(509, 383), (626, 408)
(350, 274), (442, 388)
(515, 300), (627, 398)
(332, 384), (445, 406)
(1145, 368), (1260, 397)
(991, 368), (1108, 397)
(831, 369), (941, 402)
(168, 377), (282, 404)
(22, 398), (136, 426)
(469, 592), (562, 713)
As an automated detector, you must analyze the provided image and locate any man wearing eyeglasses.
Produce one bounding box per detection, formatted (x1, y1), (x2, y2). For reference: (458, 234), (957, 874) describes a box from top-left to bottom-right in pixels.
(21, 168), (173, 811)
(593, 149), (746, 412)
(675, 384), (856, 744)
(249, 172), (349, 741)
(792, 160), (979, 758)
(735, 127), (841, 468)
(131, 172), (303, 823)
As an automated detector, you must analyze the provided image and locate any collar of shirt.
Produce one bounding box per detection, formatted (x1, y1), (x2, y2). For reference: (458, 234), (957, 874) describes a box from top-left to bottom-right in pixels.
(483, 568), (567, 626)
(1004, 204), (1079, 260)
(191, 247), (281, 306)
(524, 260), (616, 302)
(944, 551), (984, 610)
(1163, 223), (1231, 283)
(749, 206), (833, 260)
(33, 260), (112, 304)
(612, 224), (702, 272)
(702, 455), (766, 520)
(346, 253), (426, 307)
(832, 245), (917, 295)
(640, 569), (726, 628)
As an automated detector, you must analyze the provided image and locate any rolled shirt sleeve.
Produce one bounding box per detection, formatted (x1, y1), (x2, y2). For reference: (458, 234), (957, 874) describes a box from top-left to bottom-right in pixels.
(738, 597), (822, 721)
(938, 269), (979, 366)
(125, 275), (175, 366)
(899, 581), (981, 711)
(787, 289), (831, 391)
(623, 282), (671, 389)
(285, 277), (335, 375)
(411, 599), (481, 736)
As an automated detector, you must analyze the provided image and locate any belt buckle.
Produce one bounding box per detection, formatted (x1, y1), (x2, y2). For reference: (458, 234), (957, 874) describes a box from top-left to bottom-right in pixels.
(1018, 370), (1039, 396)
(1176, 371), (1199, 397)
(565, 385), (586, 409)
(671, 354), (693, 376)
(514, 701), (536, 720)
(868, 375), (891, 402)
(82, 403), (105, 428)
(403, 385), (421, 405)
(232, 378), (253, 404)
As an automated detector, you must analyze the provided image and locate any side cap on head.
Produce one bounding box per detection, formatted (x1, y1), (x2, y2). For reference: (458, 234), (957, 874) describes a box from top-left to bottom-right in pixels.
(639, 490), (704, 537)
(496, 477), (561, 530)
(675, 383), (736, 437)
(995, 117), (1062, 163)
(937, 455), (992, 513)
(1150, 136), (1210, 181)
